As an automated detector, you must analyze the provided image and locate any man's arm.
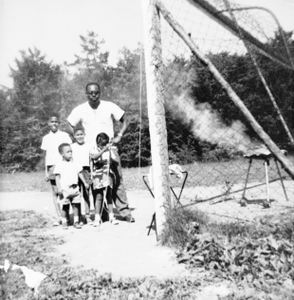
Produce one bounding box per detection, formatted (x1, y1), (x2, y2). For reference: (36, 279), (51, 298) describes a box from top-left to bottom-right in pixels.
(67, 106), (81, 136)
(112, 114), (129, 144)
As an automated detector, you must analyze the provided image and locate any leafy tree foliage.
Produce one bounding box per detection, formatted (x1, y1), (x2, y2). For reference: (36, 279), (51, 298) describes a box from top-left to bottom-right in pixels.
(1, 48), (63, 171)
(109, 46), (150, 167)
(190, 30), (294, 152)
(1, 30), (293, 172)
(61, 32), (115, 127)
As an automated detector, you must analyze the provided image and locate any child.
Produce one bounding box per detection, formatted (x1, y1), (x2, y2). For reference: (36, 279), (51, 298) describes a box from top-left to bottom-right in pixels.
(54, 143), (89, 230)
(71, 126), (92, 225)
(40, 113), (72, 226)
(90, 132), (119, 226)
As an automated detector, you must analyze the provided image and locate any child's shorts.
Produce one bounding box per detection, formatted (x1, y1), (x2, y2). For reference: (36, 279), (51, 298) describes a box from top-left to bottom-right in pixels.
(92, 171), (113, 190)
(60, 185), (81, 205)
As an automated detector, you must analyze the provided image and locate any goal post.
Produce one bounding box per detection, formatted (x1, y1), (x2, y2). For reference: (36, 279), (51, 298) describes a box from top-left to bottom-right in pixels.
(140, 0), (294, 233)
(141, 0), (171, 238)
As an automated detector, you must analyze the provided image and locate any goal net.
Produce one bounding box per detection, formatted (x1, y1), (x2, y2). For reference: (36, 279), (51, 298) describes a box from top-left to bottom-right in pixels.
(143, 0), (294, 222)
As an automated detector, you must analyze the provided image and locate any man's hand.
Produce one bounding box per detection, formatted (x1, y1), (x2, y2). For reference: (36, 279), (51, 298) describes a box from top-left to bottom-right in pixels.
(112, 135), (122, 145)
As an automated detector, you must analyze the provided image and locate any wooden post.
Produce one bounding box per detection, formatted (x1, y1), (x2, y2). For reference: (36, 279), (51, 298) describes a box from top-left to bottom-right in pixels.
(156, 0), (294, 179)
(141, 0), (171, 238)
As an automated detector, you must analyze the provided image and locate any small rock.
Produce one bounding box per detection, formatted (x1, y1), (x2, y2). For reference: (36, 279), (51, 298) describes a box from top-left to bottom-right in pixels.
(283, 278), (294, 291)
(197, 284), (231, 300)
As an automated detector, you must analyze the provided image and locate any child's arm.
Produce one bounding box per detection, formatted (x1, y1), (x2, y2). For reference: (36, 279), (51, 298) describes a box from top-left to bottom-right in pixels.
(55, 174), (63, 196)
(90, 157), (93, 181)
(41, 136), (49, 181)
(78, 172), (90, 190)
(90, 145), (111, 160)
(43, 151), (50, 181)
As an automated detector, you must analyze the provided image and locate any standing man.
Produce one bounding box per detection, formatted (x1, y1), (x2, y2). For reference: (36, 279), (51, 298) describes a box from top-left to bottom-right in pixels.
(67, 82), (135, 222)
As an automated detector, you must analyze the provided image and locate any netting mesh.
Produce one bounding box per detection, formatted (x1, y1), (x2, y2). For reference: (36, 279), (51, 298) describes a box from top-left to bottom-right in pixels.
(145, 0), (294, 221)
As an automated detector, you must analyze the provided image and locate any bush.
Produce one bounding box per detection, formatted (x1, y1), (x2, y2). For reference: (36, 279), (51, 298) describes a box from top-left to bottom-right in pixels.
(160, 206), (208, 248)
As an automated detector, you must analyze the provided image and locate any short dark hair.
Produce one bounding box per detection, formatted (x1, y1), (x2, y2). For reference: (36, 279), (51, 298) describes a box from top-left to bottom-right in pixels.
(73, 125), (85, 134)
(48, 112), (60, 121)
(58, 143), (70, 154)
(96, 132), (109, 144)
(85, 82), (100, 92)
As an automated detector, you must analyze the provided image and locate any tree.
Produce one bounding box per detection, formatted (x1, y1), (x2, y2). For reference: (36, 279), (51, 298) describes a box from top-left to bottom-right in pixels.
(65, 31), (113, 98)
(189, 37), (294, 151)
(110, 46), (146, 114)
(110, 46), (150, 167)
(1, 48), (63, 171)
(61, 32), (115, 121)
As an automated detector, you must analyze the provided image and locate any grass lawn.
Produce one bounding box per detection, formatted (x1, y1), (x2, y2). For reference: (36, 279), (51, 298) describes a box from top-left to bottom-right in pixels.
(1, 156), (293, 193)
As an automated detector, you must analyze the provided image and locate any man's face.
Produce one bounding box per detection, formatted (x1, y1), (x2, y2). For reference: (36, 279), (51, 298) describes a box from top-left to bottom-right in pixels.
(74, 130), (85, 145)
(86, 84), (101, 106)
(62, 146), (72, 161)
(48, 117), (59, 133)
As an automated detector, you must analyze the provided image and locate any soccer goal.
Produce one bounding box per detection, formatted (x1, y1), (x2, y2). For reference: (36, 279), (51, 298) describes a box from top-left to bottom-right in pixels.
(142, 0), (294, 233)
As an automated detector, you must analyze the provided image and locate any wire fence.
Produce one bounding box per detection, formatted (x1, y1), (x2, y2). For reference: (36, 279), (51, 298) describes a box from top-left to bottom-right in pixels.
(143, 0), (294, 222)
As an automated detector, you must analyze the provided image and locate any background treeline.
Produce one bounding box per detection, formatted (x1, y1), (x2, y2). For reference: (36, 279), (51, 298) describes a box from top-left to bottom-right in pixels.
(0, 31), (293, 171)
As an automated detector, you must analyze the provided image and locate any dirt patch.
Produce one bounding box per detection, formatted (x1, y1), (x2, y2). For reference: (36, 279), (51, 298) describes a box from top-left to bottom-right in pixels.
(0, 191), (195, 280)
(178, 180), (294, 223)
(1, 182), (293, 280)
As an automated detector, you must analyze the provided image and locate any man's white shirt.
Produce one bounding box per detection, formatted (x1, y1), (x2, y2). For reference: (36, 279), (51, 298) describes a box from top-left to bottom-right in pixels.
(67, 101), (124, 146)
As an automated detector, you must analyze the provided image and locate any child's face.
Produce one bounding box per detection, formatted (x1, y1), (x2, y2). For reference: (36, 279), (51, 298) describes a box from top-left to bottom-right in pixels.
(97, 137), (108, 147)
(61, 145), (72, 161)
(48, 117), (59, 133)
(74, 130), (85, 145)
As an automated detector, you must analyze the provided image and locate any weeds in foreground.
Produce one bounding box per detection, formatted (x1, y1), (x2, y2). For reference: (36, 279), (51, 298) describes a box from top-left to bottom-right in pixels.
(1, 210), (203, 300)
(1, 208), (294, 299)
(160, 206), (209, 248)
(161, 206), (294, 300)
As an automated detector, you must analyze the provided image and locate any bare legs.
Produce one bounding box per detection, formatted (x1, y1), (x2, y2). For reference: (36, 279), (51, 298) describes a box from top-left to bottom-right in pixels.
(50, 181), (62, 224)
(92, 187), (117, 225)
(61, 203), (81, 229)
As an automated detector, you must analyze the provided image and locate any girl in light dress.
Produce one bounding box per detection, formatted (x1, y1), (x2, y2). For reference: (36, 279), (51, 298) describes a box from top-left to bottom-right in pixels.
(90, 132), (119, 226)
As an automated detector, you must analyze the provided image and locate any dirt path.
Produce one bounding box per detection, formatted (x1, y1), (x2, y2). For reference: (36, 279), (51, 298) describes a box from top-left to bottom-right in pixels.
(0, 191), (194, 280)
(1, 182), (293, 280)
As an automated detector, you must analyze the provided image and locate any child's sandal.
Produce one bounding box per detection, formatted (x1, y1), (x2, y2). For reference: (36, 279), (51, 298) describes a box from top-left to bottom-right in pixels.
(86, 216), (93, 225)
(74, 222), (82, 229)
(93, 219), (102, 227)
(109, 217), (119, 225)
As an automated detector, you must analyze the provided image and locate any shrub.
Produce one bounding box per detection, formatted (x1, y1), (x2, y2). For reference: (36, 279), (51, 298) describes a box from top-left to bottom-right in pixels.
(160, 206), (208, 248)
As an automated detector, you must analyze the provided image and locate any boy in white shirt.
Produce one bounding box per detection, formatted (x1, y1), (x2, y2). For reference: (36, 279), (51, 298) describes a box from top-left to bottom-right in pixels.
(40, 113), (72, 226)
(54, 143), (89, 230)
(71, 126), (92, 224)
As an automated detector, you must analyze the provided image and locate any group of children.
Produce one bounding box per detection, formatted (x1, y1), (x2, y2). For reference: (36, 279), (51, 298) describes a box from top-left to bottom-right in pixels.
(41, 113), (119, 230)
